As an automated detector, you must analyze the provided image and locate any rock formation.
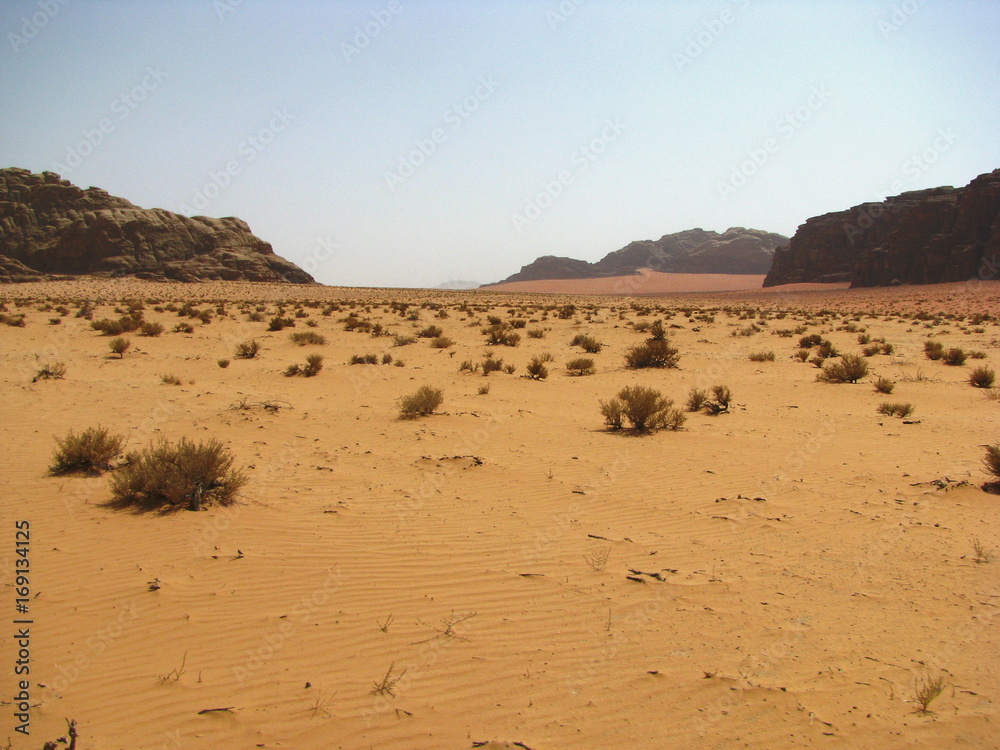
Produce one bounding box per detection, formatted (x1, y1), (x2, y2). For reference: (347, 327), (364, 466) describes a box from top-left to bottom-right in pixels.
(763, 169), (1000, 287)
(487, 227), (787, 286)
(0, 168), (314, 283)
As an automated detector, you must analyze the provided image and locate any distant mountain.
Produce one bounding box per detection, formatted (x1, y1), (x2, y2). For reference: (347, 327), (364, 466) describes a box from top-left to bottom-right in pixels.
(0, 167), (314, 283)
(435, 280), (482, 290)
(486, 227), (788, 286)
(764, 169), (1000, 287)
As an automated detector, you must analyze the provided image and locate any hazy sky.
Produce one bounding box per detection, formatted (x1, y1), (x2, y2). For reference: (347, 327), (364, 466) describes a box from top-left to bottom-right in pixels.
(2, 0), (998, 287)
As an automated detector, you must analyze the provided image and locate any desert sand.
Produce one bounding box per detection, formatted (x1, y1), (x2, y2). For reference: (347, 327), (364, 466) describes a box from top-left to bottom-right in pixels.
(483, 270), (771, 295)
(1, 279), (998, 750)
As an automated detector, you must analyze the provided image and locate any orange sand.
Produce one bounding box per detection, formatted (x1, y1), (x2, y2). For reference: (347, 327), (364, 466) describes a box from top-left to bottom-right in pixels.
(1, 279), (998, 749)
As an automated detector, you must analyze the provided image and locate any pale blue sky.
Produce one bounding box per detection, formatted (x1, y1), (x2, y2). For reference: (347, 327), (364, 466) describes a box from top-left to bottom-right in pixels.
(2, 0), (997, 287)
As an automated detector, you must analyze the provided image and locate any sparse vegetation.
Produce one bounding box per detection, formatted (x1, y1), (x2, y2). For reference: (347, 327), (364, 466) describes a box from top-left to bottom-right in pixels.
(748, 350), (775, 362)
(969, 366), (995, 388)
(289, 331), (326, 346)
(911, 674), (946, 715)
(50, 427), (125, 475)
(109, 437), (248, 511)
(686, 387), (708, 412)
(817, 354), (869, 383)
(399, 385), (444, 418)
(235, 339), (261, 359)
(525, 353), (554, 380)
(285, 354), (324, 377)
(600, 385), (685, 432)
(108, 337), (131, 358)
(877, 402), (914, 418)
(565, 357), (595, 376)
(942, 347), (967, 366)
(33, 361), (67, 382)
(873, 376), (895, 394)
(624, 339), (680, 369)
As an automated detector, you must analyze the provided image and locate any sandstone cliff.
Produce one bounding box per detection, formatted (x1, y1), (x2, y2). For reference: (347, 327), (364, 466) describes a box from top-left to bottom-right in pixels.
(0, 168), (314, 283)
(764, 169), (1000, 287)
(488, 227), (787, 285)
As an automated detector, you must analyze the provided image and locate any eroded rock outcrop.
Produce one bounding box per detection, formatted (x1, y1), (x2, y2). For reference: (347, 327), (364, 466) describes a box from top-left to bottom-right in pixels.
(488, 227), (787, 285)
(763, 169), (1000, 287)
(0, 168), (314, 283)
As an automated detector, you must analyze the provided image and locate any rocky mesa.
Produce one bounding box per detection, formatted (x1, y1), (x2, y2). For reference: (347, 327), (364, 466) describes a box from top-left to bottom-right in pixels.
(487, 227), (788, 285)
(764, 169), (1000, 287)
(0, 168), (314, 283)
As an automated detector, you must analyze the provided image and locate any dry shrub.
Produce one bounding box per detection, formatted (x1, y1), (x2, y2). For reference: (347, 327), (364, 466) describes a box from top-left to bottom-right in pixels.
(525, 353), (553, 380)
(50, 427), (125, 475)
(873, 376), (895, 394)
(969, 366), (996, 388)
(704, 384), (733, 415)
(566, 357), (595, 376)
(108, 337), (131, 358)
(140, 321), (164, 337)
(924, 341), (944, 360)
(33, 361), (67, 382)
(289, 331), (326, 345)
(818, 354), (869, 383)
(110, 438), (247, 511)
(942, 347), (967, 366)
(600, 385), (685, 432)
(624, 339), (680, 369)
(877, 402), (914, 418)
(430, 336), (454, 348)
(399, 385), (444, 418)
(570, 334), (602, 353)
(686, 387), (708, 412)
(983, 445), (1000, 493)
(748, 351), (775, 362)
(235, 339), (260, 359)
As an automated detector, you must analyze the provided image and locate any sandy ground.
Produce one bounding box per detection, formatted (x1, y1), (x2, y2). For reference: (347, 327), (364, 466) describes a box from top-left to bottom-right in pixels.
(1, 279), (998, 750)
(482, 270), (770, 295)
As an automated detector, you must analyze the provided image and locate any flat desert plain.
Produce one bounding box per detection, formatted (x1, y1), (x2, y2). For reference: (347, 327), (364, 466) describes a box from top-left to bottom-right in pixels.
(1, 279), (998, 750)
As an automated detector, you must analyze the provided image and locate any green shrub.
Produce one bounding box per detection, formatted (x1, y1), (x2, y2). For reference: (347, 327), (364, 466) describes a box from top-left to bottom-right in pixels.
(399, 385), (444, 418)
(50, 427), (125, 475)
(600, 385), (685, 432)
(624, 339), (680, 369)
(109, 438), (248, 511)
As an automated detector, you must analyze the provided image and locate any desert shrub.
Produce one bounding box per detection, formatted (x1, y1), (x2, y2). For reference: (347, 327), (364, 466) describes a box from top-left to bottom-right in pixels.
(573, 335), (603, 353)
(942, 347), (967, 366)
(873, 376), (895, 394)
(504, 363), (517, 374)
(458, 359), (480, 373)
(748, 351), (775, 362)
(417, 325), (443, 338)
(482, 324), (520, 347)
(50, 427), (125, 475)
(794, 349), (809, 362)
(382, 353), (393, 365)
(818, 354), (869, 383)
(430, 336), (454, 348)
(565, 357), (595, 376)
(247, 311), (265, 322)
(799, 334), (822, 348)
(983, 445), (1000, 491)
(92, 318), (125, 336)
(969, 366), (996, 388)
(218, 359), (230, 369)
(289, 331), (326, 346)
(525, 353), (553, 380)
(303, 354), (323, 376)
(600, 385), (685, 432)
(557, 304), (576, 319)
(393, 334), (417, 346)
(48, 317), (61, 325)
(109, 337), (130, 358)
(33, 361), (67, 382)
(705, 384), (732, 414)
(861, 344), (881, 357)
(477, 383), (491, 395)
(686, 387), (708, 412)
(624, 339), (680, 369)
(399, 385), (444, 418)
(877, 402), (914, 418)
(880, 342), (894, 355)
(173, 322), (194, 334)
(969, 350), (987, 359)
(160, 373), (182, 385)
(349, 353), (379, 364)
(924, 341), (944, 360)
(109, 437), (247, 511)
(527, 328), (545, 339)
(234, 339), (260, 359)
(858, 333), (871, 345)
(815, 340), (839, 358)
(140, 321), (164, 337)
(269, 316), (295, 331)
(481, 355), (504, 375)
(648, 320), (667, 340)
